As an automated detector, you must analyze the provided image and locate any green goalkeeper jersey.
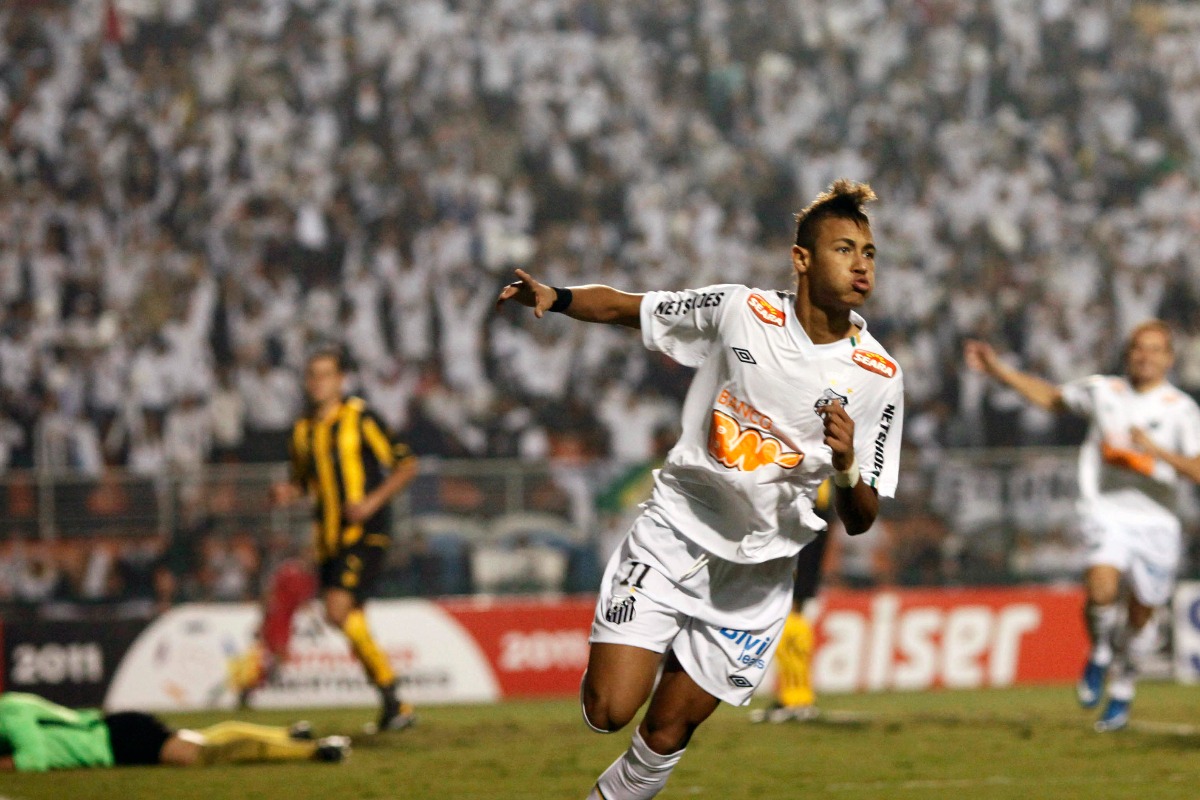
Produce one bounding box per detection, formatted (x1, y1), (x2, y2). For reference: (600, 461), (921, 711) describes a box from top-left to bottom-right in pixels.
(0, 692), (114, 771)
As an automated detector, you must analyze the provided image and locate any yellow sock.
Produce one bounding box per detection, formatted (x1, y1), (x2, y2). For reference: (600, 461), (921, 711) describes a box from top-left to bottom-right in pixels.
(342, 608), (395, 688)
(195, 722), (316, 764)
(775, 610), (815, 708)
(227, 641), (266, 691)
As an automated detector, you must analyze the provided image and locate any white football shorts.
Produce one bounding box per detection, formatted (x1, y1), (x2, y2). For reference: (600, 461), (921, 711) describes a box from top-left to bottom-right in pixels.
(1078, 499), (1182, 607)
(590, 511), (796, 705)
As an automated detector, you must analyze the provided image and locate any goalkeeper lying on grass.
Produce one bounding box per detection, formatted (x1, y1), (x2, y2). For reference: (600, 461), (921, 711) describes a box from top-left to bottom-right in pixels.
(0, 691), (348, 772)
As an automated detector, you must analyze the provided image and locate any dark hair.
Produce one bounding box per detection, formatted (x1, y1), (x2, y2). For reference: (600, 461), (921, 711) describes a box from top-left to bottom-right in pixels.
(307, 346), (349, 373)
(793, 179), (877, 251)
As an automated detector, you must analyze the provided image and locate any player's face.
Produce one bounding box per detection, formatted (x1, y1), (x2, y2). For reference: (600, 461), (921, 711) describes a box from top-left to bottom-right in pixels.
(792, 217), (876, 310)
(304, 356), (344, 407)
(1126, 327), (1173, 387)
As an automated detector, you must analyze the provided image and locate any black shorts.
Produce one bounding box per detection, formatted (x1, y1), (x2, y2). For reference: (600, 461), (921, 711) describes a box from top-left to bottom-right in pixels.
(104, 711), (173, 766)
(318, 539), (388, 603)
(793, 533), (828, 604)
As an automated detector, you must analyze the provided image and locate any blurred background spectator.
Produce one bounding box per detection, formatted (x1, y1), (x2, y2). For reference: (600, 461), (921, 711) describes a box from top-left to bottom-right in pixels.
(2, 0), (1200, 606)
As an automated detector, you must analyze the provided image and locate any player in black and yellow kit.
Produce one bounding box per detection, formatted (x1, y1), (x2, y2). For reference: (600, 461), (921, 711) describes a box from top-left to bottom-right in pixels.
(270, 349), (419, 732)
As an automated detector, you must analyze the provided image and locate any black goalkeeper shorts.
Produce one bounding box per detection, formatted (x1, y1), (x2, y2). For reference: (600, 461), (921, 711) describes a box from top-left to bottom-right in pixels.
(104, 711), (173, 766)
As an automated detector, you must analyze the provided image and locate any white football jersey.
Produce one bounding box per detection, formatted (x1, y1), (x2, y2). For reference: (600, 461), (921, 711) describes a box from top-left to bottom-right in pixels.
(638, 284), (905, 564)
(1061, 375), (1200, 519)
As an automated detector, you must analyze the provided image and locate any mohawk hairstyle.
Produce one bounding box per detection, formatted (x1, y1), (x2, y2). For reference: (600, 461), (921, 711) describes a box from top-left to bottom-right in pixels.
(793, 179), (877, 251)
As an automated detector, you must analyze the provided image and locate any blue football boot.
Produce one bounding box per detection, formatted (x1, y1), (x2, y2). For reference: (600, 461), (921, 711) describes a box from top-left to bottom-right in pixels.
(1094, 697), (1130, 732)
(1076, 660), (1106, 709)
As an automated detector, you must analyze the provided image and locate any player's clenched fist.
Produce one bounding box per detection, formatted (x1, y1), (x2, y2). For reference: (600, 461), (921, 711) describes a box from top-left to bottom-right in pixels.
(496, 268), (558, 318)
(817, 400), (855, 471)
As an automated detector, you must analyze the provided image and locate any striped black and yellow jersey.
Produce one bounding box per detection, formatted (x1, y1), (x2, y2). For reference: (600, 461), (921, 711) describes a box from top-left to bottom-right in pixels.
(289, 396), (414, 559)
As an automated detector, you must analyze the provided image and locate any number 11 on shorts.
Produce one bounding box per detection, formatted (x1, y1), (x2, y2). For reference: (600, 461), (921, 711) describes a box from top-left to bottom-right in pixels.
(619, 562), (651, 589)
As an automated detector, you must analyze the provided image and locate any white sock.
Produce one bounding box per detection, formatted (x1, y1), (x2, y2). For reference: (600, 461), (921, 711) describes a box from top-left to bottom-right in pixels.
(587, 728), (684, 800)
(1087, 604), (1120, 667)
(1109, 621), (1157, 703)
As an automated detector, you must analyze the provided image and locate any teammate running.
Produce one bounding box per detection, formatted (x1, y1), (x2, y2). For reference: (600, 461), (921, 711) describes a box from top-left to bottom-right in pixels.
(498, 179), (904, 799)
(965, 320), (1200, 731)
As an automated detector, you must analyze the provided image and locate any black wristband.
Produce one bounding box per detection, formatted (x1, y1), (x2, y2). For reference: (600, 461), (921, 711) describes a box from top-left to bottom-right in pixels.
(548, 287), (573, 313)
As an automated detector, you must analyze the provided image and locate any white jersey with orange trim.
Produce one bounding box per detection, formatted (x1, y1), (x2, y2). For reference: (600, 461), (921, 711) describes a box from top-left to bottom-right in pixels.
(637, 284), (905, 564)
(1060, 375), (1200, 520)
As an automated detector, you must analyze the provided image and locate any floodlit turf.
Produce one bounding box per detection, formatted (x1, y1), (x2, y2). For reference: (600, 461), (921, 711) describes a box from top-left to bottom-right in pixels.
(6, 683), (1200, 799)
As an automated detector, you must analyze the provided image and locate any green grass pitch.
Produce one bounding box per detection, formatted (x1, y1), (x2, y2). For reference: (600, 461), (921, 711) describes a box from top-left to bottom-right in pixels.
(5, 683), (1200, 800)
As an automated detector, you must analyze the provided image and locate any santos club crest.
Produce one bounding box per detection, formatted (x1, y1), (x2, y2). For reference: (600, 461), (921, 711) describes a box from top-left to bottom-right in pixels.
(813, 388), (849, 412)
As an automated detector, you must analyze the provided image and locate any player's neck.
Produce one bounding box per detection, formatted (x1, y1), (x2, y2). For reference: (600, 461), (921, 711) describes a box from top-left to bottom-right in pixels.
(315, 398), (342, 420)
(1129, 376), (1165, 393)
(795, 299), (858, 345)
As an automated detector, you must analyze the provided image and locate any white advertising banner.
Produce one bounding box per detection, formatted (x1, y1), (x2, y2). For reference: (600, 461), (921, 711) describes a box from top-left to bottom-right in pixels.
(104, 601), (500, 711)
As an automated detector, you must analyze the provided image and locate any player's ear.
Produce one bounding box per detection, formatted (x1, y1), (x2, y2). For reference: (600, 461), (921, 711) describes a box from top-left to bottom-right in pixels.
(791, 244), (810, 278)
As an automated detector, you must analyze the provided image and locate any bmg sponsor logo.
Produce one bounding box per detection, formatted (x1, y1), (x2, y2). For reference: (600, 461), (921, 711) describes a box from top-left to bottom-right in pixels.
(719, 628), (772, 670)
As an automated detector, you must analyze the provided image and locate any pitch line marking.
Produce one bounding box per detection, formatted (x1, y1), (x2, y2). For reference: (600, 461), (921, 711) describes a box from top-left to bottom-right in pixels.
(1127, 719), (1200, 736)
(825, 772), (1186, 792)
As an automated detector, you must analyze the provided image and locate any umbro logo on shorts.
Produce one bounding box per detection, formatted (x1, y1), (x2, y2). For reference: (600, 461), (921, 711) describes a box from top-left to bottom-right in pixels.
(605, 596), (637, 625)
(729, 675), (753, 688)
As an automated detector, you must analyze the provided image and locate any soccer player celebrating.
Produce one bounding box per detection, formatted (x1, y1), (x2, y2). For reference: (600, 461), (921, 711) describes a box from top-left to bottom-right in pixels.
(965, 321), (1200, 732)
(0, 691), (349, 771)
(270, 349), (420, 732)
(498, 179), (904, 799)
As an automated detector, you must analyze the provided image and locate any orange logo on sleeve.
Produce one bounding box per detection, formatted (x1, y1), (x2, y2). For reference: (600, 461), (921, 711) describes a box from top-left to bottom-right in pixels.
(1100, 441), (1155, 476)
(851, 348), (897, 378)
(747, 293), (786, 327)
(708, 409), (803, 471)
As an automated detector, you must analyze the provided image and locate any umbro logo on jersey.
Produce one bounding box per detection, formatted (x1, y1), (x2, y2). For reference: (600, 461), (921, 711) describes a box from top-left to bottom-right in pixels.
(605, 596), (636, 624)
(747, 293), (786, 327)
(814, 388), (849, 411)
(729, 675), (753, 688)
(851, 348), (897, 378)
(732, 347), (757, 364)
(708, 410), (803, 471)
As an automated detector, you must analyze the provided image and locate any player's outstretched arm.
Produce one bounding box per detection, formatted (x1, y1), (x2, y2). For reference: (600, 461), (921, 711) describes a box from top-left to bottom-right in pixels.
(496, 268), (643, 328)
(1131, 428), (1200, 483)
(963, 339), (1066, 412)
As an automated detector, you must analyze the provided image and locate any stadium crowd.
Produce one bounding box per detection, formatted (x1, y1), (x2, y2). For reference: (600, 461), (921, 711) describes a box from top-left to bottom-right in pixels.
(2, 0), (1200, 601)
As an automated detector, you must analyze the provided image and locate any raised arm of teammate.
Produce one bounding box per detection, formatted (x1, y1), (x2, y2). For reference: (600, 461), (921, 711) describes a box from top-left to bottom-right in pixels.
(963, 339), (1068, 412)
(496, 268), (643, 328)
(1130, 428), (1200, 484)
(818, 400), (878, 535)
